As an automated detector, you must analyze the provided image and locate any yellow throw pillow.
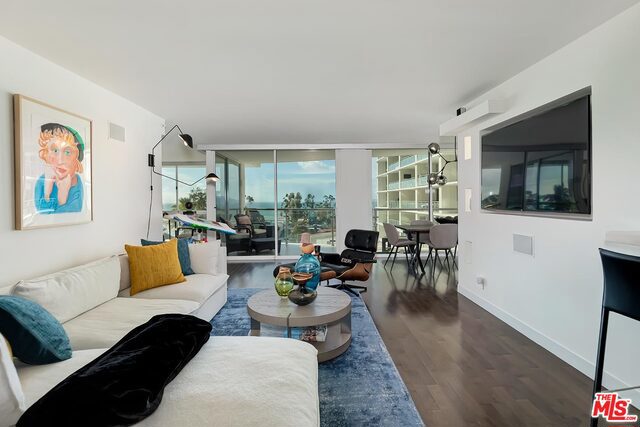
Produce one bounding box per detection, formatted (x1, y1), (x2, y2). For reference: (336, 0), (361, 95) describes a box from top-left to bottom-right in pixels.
(125, 239), (186, 296)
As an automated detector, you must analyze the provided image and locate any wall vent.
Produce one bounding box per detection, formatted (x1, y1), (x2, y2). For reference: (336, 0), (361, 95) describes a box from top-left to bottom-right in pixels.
(109, 122), (126, 142)
(513, 234), (534, 256)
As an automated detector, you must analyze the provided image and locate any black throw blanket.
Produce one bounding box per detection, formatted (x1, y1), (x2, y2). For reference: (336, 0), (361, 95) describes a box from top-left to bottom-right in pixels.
(18, 314), (212, 427)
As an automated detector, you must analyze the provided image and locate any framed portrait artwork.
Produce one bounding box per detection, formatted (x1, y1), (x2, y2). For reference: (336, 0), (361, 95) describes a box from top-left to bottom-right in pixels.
(14, 95), (93, 230)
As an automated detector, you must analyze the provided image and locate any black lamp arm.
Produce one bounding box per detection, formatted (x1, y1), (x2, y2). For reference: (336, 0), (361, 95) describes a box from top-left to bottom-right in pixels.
(152, 124), (184, 152)
(148, 124), (185, 168)
(151, 169), (208, 187)
(147, 124), (211, 186)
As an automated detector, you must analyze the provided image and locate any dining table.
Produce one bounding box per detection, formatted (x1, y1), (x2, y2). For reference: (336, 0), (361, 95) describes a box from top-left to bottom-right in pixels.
(396, 224), (433, 274)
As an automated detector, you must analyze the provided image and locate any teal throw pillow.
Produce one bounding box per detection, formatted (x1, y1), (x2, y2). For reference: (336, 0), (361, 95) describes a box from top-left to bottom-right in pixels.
(0, 295), (72, 364)
(141, 238), (194, 276)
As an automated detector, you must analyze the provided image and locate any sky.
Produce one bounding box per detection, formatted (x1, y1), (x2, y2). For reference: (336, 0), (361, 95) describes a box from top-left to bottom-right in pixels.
(162, 166), (207, 210)
(245, 160), (336, 206)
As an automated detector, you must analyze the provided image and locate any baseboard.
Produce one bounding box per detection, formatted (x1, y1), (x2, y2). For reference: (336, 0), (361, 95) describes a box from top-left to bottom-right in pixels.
(458, 285), (640, 404)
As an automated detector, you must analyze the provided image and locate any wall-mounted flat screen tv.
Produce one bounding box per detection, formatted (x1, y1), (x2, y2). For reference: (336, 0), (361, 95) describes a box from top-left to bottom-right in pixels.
(481, 93), (591, 216)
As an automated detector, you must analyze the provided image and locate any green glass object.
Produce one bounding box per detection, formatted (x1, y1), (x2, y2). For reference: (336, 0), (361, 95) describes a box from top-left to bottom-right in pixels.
(274, 267), (294, 297)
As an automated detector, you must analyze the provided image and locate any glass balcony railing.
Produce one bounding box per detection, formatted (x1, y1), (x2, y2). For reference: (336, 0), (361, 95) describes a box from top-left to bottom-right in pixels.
(399, 156), (416, 168)
(386, 155), (428, 173)
(388, 200), (400, 208)
(400, 178), (416, 189)
(418, 175), (428, 186)
(400, 201), (417, 208)
(388, 181), (400, 190)
(215, 207), (337, 256)
(277, 208), (336, 253)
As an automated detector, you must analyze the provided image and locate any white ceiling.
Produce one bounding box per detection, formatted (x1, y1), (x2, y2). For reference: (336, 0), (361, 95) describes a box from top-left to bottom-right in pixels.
(1, 0), (637, 146)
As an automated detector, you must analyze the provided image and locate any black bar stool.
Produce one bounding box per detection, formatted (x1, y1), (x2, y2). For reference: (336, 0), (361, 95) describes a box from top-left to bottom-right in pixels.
(592, 248), (640, 426)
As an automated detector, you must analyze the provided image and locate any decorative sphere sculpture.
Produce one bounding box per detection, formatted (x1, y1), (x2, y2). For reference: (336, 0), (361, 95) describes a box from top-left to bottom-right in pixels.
(428, 143), (440, 155)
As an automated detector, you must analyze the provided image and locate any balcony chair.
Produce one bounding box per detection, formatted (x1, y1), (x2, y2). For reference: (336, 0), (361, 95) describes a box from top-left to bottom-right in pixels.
(321, 229), (379, 295)
(217, 216), (252, 255)
(234, 213), (267, 238)
(382, 223), (416, 272)
(246, 209), (267, 230)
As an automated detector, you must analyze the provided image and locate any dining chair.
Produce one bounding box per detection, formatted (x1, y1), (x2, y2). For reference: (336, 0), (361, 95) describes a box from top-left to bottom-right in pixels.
(424, 224), (458, 270)
(590, 248), (640, 427)
(383, 223), (416, 271)
(409, 219), (433, 247)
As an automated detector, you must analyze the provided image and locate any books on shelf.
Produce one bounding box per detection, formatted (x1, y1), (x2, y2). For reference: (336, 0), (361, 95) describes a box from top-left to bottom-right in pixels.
(259, 324), (327, 343)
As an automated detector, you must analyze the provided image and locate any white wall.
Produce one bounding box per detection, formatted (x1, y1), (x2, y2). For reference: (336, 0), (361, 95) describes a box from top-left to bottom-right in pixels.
(162, 133), (206, 163)
(0, 36), (165, 286)
(455, 4), (640, 400)
(335, 149), (372, 252)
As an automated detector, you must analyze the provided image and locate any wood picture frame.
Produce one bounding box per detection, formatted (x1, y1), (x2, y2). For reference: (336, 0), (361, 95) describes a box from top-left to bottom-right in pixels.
(14, 95), (93, 230)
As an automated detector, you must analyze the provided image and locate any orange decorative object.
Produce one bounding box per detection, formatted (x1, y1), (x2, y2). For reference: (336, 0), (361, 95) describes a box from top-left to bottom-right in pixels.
(291, 272), (313, 283)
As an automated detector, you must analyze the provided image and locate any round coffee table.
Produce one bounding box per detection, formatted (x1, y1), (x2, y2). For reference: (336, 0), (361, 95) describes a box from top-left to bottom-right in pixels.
(247, 287), (352, 362)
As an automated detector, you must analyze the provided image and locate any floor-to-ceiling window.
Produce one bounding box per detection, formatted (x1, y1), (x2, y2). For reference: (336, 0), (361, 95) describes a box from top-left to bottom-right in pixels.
(161, 164), (207, 213)
(162, 166), (178, 211)
(215, 155), (242, 221)
(161, 163), (208, 238)
(217, 150), (276, 257)
(371, 147), (458, 253)
(211, 150), (336, 258)
(177, 165), (207, 211)
(215, 155), (227, 218)
(276, 150), (336, 256)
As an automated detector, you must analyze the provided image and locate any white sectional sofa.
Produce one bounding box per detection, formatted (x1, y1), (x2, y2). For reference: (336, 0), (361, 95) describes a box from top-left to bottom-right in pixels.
(2, 246), (321, 426)
(8, 248), (229, 351)
(16, 337), (320, 427)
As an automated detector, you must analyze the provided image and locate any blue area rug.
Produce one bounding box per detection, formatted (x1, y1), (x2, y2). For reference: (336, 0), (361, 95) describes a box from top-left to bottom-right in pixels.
(210, 288), (424, 427)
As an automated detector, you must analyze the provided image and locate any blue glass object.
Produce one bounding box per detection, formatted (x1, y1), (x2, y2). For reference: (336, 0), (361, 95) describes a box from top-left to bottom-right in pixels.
(294, 253), (321, 291)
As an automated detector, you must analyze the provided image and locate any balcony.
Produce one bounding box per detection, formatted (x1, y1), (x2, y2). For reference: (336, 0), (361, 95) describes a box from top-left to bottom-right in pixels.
(385, 155), (429, 173)
(216, 207), (337, 256)
(399, 156), (416, 168)
(400, 201), (417, 209)
(400, 178), (416, 189)
(388, 181), (401, 190)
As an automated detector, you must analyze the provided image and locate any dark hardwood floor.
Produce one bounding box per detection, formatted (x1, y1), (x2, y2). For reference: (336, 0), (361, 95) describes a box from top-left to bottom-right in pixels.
(227, 259), (634, 427)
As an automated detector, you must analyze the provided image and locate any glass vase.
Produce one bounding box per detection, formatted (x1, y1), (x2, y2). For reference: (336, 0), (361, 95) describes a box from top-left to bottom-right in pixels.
(294, 253), (321, 291)
(274, 267), (294, 297)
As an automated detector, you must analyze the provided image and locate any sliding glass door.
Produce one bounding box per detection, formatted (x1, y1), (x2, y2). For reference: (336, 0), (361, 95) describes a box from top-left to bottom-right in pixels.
(216, 151), (275, 257)
(213, 149), (336, 259)
(276, 150), (336, 256)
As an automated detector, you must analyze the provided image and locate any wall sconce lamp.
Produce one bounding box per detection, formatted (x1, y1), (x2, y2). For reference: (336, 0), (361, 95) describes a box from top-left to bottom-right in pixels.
(146, 124), (220, 238)
(147, 124), (220, 185)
